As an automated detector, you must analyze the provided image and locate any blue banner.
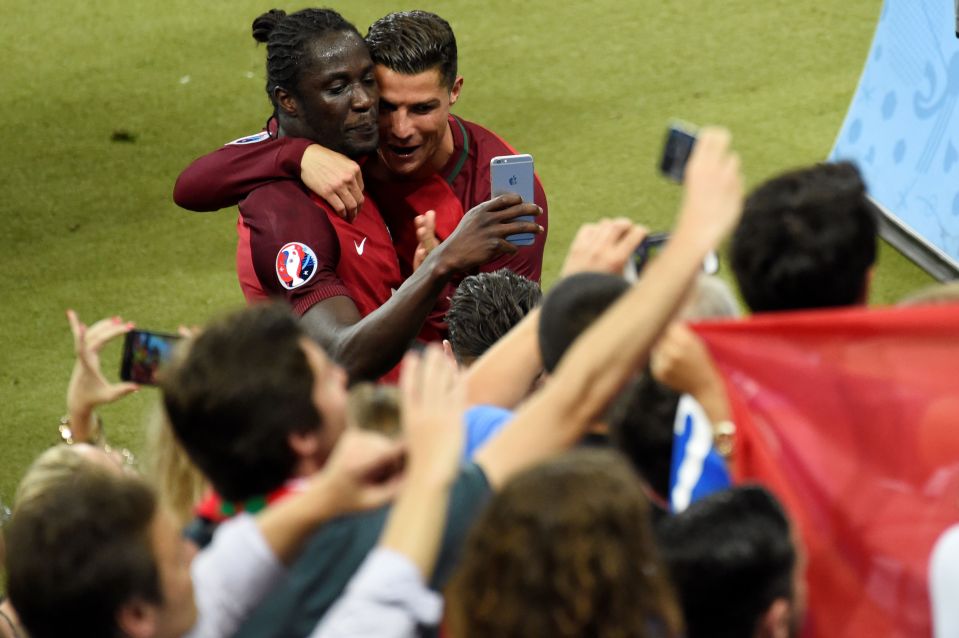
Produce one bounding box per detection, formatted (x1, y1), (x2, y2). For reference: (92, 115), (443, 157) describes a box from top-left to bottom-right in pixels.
(830, 0), (959, 274)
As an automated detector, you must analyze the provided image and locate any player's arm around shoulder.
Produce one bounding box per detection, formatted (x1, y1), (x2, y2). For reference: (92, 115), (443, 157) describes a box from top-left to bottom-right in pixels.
(173, 134), (312, 212)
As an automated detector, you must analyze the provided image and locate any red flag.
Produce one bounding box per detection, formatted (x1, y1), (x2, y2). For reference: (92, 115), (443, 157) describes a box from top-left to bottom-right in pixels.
(694, 303), (959, 637)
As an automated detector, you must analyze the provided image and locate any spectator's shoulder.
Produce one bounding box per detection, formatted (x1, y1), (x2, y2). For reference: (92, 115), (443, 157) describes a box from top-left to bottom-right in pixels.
(446, 462), (493, 520)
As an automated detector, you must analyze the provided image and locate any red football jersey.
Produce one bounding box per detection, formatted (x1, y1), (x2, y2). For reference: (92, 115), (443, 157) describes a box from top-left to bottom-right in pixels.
(173, 117), (549, 339)
(237, 180), (401, 319)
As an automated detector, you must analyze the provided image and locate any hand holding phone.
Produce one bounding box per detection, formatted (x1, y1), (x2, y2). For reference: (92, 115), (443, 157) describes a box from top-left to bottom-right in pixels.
(490, 154), (536, 246)
(120, 329), (183, 386)
(66, 311), (142, 438)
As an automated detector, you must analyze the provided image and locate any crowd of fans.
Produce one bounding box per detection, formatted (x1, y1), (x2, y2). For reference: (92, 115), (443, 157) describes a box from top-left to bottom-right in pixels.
(2, 6), (957, 638)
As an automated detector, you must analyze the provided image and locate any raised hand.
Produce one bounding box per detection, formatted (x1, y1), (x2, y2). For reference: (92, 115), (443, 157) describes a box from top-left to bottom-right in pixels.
(674, 127), (744, 250)
(313, 428), (406, 514)
(651, 323), (716, 396)
(651, 322), (731, 428)
(66, 310), (139, 441)
(399, 344), (466, 487)
(560, 217), (648, 277)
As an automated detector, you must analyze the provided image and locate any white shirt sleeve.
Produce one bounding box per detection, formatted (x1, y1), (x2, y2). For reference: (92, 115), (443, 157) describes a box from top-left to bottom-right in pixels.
(931, 524), (959, 638)
(309, 547), (443, 638)
(184, 513), (286, 638)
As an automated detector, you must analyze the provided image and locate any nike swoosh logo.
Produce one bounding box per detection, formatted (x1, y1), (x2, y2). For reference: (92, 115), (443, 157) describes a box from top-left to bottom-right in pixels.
(354, 237), (368, 255)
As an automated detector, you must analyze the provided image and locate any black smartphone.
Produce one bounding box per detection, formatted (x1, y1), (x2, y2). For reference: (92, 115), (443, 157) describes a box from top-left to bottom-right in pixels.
(633, 232), (671, 272)
(119, 329), (182, 386)
(659, 122), (698, 182)
(634, 232), (720, 275)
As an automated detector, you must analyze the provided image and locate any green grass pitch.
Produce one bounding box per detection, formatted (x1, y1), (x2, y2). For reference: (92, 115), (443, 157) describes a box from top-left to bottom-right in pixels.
(0, 0), (932, 504)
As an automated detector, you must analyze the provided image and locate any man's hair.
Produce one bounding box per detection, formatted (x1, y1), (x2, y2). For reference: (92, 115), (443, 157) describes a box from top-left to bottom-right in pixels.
(446, 269), (542, 364)
(447, 449), (683, 638)
(365, 11), (458, 89)
(538, 272), (629, 373)
(608, 371), (680, 500)
(656, 486), (797, 638)
(731, 161), (877, 312)
(6, 469), (160, 638)
(161, 303), (321, 501)
(251, 8), (362, 106)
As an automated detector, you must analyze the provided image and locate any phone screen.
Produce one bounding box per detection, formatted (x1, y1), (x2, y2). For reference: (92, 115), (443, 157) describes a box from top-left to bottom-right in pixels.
(659, 123), (698, 182)
(490, 154), (535, 246)
(120, 330), (182, 386)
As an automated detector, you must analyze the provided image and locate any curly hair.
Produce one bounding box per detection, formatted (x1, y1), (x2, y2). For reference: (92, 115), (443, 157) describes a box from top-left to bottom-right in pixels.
(446, 449), (683, 638)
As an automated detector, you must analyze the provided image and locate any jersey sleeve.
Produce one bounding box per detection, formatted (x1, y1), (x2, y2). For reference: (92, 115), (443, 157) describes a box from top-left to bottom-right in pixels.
(240, 182), (354, 316)
(173, 135), (311, 212)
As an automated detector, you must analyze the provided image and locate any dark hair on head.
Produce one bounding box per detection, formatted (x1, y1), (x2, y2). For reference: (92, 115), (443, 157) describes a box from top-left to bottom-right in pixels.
(251, 8), (362, 105)
(731, 161), (878, 313)
(162, 303), (321, 501)
(7, 469), (160, 638)
(446, 269), (542, 365)
(656, 485), (797, 638)
(366, 11), (458, 89)
(538, 272), (630, 373)
(609, 369), (680, 500)
(447, 448), (683, 638)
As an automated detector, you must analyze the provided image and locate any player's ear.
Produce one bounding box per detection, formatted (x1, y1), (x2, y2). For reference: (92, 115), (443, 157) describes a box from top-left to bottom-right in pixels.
(442, 339), (458, 366)
(274, 86), (299, 118)
(448, 76), (464, 106)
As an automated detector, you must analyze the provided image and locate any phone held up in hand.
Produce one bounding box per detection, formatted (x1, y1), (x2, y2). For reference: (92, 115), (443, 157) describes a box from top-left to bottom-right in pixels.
(120, 329), (183, 386)
(659, 121), (698, 183)
(490, 153), (535, 246)
(633, 232), (719, 276)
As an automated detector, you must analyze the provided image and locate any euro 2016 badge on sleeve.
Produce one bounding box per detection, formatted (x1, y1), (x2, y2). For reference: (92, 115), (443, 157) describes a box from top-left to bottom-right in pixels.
(227, 131), (270, 145)
(276, 242), (317, 290)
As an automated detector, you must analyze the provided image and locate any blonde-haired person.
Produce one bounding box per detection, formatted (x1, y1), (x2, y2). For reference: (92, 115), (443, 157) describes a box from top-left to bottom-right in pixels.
(143, 405), (208, 529)
(0, 311), (148, 638)
(63, 311), (208, 526)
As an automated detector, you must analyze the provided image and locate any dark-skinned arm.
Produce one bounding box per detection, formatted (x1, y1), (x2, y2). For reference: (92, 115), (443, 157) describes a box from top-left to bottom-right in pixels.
(304, 194), (542, 382)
